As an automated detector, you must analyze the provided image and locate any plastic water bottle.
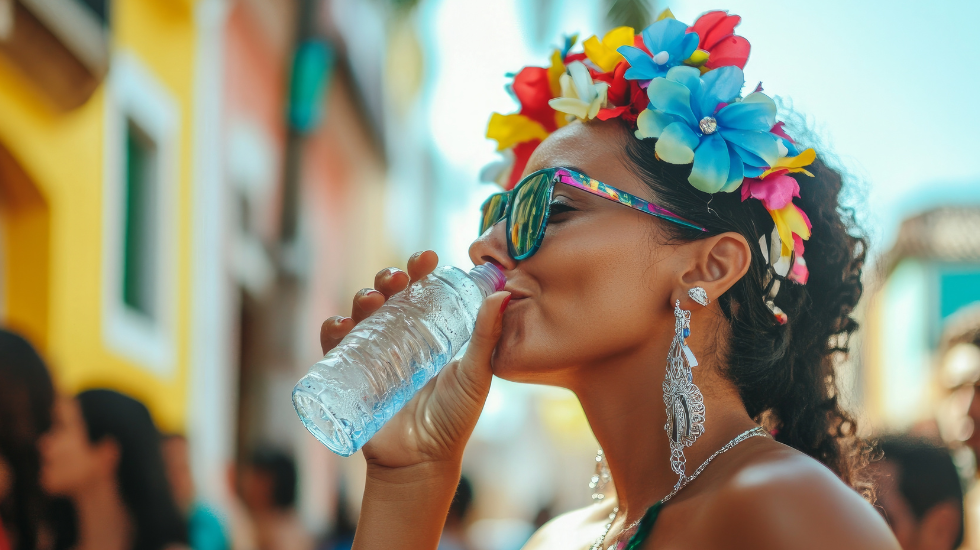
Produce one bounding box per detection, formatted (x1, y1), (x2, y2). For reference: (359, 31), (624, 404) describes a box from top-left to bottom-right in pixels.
(292, 263), (506, 456)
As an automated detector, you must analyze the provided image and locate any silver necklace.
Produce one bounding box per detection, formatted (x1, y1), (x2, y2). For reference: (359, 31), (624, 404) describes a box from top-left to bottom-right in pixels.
(590, 426), (769, 550)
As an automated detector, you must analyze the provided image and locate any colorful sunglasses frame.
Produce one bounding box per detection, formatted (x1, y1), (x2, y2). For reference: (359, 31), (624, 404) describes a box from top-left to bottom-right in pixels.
(480, 167), (707, 260)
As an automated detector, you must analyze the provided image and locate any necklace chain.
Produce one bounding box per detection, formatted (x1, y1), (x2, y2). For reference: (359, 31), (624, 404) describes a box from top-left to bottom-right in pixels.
(590, 426), (769, 550)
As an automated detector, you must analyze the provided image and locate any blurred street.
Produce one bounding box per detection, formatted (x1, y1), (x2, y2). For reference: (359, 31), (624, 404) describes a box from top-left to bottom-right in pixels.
(0, 0), (979, 549)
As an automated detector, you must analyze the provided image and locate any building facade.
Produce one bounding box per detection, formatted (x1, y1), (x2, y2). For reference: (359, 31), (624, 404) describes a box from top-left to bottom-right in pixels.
(0, 0), (394, 529)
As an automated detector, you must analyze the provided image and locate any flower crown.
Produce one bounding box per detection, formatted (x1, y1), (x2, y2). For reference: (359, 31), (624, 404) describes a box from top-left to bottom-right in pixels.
(483, 9), (814, 324)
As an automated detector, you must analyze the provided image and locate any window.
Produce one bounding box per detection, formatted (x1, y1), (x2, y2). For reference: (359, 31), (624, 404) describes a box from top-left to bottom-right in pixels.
(102, 51), (179, 377)
(122, 121), (158, 318)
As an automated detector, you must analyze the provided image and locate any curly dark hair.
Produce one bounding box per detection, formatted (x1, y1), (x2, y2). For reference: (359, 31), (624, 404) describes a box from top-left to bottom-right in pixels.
(620, 122), (871, 497)
(0, 329), (54, 550)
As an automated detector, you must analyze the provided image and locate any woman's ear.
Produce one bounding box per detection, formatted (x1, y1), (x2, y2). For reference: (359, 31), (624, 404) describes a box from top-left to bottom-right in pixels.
(673, 232), (751, 307)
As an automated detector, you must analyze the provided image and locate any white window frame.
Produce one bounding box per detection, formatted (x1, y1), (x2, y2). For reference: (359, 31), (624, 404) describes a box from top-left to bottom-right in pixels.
(102, 51), (180, 378)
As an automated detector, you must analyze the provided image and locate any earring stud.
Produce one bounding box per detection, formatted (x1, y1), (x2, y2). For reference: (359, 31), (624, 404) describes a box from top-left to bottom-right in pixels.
(688, 287), (709, 307)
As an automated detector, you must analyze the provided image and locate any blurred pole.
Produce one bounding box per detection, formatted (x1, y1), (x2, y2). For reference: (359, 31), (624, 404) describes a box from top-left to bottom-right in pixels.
(279, 0), (314, 245)
(280, 0), (333, 244)
(188, 0), (235, 514)
(269, 0), (334, 371)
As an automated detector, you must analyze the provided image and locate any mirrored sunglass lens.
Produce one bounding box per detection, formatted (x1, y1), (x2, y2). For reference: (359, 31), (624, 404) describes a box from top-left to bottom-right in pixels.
(479, 194), (508, 234)
(509, 173), (551, 257)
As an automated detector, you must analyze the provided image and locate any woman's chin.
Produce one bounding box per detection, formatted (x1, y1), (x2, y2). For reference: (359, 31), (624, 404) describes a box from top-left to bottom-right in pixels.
(489, 347), (551, 384)
(489, 347), (525, 381)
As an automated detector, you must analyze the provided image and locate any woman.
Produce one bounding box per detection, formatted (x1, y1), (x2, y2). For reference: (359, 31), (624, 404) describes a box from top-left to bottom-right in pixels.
(0, 330), (55, 550)
(40, 389), (187, 550)
(320, 10), (899, 550)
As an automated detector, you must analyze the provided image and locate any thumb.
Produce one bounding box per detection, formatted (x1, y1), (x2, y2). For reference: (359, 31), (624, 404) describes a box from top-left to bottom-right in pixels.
(456, 291), (511, 391)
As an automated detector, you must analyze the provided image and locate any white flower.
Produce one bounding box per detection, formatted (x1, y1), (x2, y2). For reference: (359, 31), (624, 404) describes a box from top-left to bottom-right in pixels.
(479, 149), (516, 188)
(548, 61), (608, 121)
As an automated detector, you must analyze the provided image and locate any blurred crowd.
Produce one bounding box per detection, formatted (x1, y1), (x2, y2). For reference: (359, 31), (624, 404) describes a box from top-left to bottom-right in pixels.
(0, 327), (483, 550)
(2, 323), (980, 550)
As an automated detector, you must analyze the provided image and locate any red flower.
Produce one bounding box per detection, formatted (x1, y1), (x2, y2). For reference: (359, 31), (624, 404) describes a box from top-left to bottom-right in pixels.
(688, 11), (750, 70)
(593, 61), (647, 125)
(505, 140), (541, 190)
(513, 67), (559, 132)
(632, 34), (651, 55)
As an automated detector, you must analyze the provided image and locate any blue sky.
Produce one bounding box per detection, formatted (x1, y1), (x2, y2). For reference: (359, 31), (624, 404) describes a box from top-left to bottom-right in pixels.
(419, 0), (980, 266)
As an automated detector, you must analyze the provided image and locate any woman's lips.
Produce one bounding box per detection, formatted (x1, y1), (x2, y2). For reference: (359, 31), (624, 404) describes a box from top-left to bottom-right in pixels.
(503, 286), (530, 301)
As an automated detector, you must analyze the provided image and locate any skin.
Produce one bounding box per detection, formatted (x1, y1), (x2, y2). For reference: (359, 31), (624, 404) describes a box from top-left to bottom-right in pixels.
(965, 384), (980, 458)
(161, 435), (195, 512)
(323, 120), (899, 550)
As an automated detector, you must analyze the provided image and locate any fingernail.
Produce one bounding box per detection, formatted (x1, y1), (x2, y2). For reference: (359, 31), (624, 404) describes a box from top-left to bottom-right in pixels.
(499, 294), (512, 314)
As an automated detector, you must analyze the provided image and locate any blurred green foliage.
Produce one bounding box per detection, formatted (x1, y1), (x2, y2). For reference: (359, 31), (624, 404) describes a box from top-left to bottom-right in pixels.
(604, 0), (654, 31)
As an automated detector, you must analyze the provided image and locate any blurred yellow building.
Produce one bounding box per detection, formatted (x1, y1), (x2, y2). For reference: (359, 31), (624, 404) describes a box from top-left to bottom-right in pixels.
(0, 0), (198, 431)
(0, 0), (395, 526)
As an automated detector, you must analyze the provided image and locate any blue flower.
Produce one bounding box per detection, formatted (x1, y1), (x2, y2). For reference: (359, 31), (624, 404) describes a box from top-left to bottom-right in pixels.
(635, 65), (780, 193)
(616, 18), (699, 82)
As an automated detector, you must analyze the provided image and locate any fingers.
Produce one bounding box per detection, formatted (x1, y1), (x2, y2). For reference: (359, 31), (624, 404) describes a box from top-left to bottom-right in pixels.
(374, 267), (410, 298)
(320, 316), (354, 355)
(321, 251), (438, 355)
(455, 291), (511, 393)
(407, 250), (439, 283)
(352, 288), (385, 323)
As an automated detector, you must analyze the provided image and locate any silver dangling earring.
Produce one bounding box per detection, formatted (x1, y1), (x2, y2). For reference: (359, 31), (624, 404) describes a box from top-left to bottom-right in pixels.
(663, 288), (708, 492)
(589, 447), (611, 502)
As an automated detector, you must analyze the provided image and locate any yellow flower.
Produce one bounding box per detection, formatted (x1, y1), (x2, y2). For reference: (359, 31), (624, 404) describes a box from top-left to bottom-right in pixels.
(486, 113), (549, 151)
(761, 148), (816, 178)
(546, 49), (569, 130)
(769, 203), (811, 257)
(583, 26), (635, 72)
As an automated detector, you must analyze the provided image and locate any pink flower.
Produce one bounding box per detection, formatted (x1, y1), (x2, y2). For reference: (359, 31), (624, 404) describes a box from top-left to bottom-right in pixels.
(788, 235), (809, 284)
(771, 121), (795, 144)
(740, 169), (799, 210)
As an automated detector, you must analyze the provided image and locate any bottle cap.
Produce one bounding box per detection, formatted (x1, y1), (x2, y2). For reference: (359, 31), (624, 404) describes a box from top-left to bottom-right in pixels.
(469, 263), (506, 295)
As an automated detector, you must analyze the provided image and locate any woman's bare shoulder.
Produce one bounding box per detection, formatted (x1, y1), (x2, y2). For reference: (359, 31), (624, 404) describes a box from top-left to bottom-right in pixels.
(700, 443), (899, 550)
(522, 499), (614, 550)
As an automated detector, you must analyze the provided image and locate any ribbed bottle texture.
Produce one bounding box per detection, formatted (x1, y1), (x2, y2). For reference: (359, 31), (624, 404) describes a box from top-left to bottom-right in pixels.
(292, 264), (506, 456)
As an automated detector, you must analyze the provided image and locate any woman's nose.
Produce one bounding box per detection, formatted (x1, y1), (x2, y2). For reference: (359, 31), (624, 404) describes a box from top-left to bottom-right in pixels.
(469, 220), (515, 271)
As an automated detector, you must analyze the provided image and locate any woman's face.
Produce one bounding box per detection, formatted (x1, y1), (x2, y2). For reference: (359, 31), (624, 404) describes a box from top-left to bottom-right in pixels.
(470, 120), (686, 386)
(39, 397), (112, 497)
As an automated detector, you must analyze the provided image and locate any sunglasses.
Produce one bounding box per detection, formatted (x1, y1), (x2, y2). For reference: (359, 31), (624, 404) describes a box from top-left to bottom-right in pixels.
(479, 167), (707, 260)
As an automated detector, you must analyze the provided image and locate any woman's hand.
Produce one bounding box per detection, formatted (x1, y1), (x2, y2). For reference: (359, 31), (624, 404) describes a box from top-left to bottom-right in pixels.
(319, 250), (510, 472)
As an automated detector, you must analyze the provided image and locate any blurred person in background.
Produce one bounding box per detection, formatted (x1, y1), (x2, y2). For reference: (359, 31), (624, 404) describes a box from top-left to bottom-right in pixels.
(161, 435), (230, 550)
(315, 9), (899, 550)
(960, 372), (980, 549)
(871, 436), (963, 550)
(438, 476), (473, 550)
(0, 329), (55, 550)
(238, 447), (311, 550)
(318, 492), (355, 550)
(40, 389), (187, 550)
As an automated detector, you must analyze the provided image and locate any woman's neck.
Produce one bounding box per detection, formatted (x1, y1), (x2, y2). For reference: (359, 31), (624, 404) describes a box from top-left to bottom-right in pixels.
(72, 479), (132, 550)
(571, 328), (756, 526)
